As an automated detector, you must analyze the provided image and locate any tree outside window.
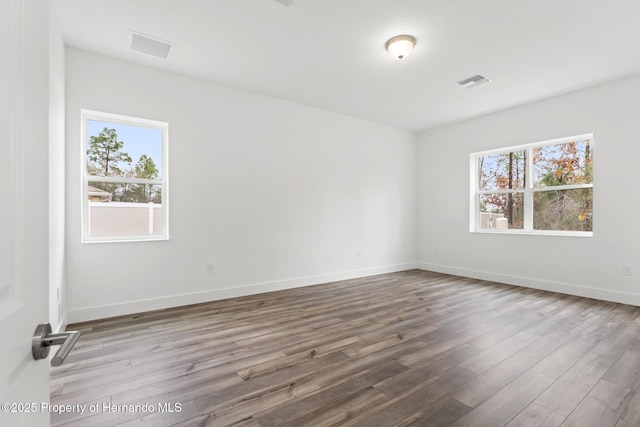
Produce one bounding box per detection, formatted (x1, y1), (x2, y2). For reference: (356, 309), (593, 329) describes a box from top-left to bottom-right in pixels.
(473, 134), (593, 234)
(82, 110), (168, 242)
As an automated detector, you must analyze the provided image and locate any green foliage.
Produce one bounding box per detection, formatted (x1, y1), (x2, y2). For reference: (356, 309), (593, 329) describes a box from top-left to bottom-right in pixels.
(87, 127), (132, 176)
(134, 154), (159, 180)
(88, 129), (162, 204)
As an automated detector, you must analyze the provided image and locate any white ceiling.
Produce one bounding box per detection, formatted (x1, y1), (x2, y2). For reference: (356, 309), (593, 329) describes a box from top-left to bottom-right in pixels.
(53, 0), (640, 132)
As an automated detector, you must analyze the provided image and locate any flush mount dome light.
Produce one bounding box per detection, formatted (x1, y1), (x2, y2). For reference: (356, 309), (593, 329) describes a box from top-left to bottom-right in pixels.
(385, 35), (416, 59)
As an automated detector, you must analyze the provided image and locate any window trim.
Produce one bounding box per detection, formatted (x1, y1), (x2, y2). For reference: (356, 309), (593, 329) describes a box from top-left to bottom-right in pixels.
(470, 133), (593, 237)
(81, 109), (169, 243)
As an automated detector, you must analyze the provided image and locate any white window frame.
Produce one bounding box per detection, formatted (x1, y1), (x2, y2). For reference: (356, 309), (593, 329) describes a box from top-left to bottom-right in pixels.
(470, 133), (593, 237)
(81, 109), (169, 243)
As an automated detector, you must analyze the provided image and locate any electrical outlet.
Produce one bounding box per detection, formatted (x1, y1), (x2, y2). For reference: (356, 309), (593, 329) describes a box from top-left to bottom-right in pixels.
(623, 264), (632, 276)
(357, 250), (362, 258)
(206, 264), (214, 275)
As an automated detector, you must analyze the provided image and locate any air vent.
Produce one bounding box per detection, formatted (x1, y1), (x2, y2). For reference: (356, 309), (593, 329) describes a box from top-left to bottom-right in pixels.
(273, 0), (294, 6)
(130, 31), (173, 59)
(457, 75), (490, 89)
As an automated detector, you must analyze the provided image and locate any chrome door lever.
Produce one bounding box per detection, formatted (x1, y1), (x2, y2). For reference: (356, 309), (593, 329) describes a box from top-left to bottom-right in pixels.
(32, 323), (81, 366)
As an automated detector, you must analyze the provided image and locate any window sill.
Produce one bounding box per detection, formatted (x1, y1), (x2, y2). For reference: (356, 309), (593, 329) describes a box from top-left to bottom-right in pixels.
(82, 236), (169, 244)
(471, 229), (593, 237)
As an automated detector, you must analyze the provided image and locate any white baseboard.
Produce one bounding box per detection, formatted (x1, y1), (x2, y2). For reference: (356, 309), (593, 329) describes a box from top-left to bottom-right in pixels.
(55, 314), (68, 333)
(67, 263), (419, 323)
(418, 262), (640, 307)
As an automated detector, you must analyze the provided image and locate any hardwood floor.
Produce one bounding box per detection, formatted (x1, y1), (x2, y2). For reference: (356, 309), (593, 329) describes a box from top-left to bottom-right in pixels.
(50, 270), (640, 426)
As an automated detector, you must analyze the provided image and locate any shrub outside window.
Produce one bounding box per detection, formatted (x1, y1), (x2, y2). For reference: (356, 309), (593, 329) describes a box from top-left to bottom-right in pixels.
(81, 110), (169, 242)
(470, 134), (593, 236)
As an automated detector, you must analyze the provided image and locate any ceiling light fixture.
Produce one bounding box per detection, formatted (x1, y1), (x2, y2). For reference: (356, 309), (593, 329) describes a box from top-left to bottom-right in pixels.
(385, 35), (416, 60)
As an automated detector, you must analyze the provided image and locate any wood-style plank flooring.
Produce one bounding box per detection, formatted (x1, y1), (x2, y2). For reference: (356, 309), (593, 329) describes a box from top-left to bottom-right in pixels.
(50, 270), (640, 426)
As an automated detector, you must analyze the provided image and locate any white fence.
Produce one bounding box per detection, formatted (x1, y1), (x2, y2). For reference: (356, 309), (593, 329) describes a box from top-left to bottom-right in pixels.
(480, 212), (508, 229)
(88, 202), (163, 236)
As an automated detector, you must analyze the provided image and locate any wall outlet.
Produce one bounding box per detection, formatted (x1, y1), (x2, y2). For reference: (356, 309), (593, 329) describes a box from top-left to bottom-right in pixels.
(623, 264), (632, 276)
(206, 264), (214, 275)
(357, 250), (362, 258)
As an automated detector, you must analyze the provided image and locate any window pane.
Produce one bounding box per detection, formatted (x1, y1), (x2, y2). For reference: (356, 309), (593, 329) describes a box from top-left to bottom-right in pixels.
(83, 110), (168, 242)
(479, 151), (526, 191)
(88, 182), (162, 203)
(87, 120), (163, 179)
(478, 193), (524, 230)
(533, 188), (593, 231)
(88, 181), (163, 237)
(533, 139), (592, 187)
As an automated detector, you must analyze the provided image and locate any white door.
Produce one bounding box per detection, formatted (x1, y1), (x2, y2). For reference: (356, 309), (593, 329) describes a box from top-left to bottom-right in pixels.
(0, 0), (52, 426)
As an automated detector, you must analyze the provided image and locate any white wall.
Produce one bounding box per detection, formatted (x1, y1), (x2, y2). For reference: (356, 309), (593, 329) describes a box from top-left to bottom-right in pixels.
(49, 6), (66, 332)
(65, 48), (417, 322)
(418, 74), (640, 305)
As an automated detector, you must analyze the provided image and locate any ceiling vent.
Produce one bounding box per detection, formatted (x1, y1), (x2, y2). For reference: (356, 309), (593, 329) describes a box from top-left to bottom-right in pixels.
(457, 75), (490, 89)
(272, 0), (294, 6)
(130, 31), (173, 59)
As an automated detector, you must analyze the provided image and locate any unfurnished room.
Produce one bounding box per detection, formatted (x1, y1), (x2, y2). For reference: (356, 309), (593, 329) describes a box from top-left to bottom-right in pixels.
(2, 0), (640, 426)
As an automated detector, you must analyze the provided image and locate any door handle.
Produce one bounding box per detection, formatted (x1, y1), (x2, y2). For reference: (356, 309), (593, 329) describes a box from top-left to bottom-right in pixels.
(32, 323), (81, 366)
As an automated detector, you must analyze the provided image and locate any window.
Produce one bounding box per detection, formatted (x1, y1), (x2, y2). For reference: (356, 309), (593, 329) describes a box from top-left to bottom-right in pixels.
(470, 134), (593, 236)
(81, 110), (169, 242)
